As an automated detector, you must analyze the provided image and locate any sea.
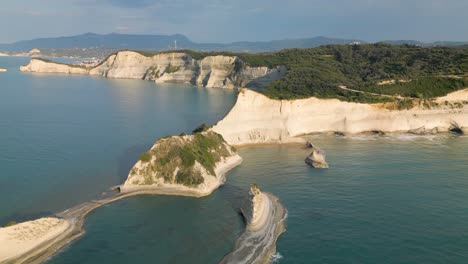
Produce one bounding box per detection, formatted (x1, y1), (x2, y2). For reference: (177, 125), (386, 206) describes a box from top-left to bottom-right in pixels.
(1, 56), (468, 264)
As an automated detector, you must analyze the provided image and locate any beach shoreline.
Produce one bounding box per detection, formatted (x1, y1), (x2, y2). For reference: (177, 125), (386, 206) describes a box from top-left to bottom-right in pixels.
(0, 155), (243, 264)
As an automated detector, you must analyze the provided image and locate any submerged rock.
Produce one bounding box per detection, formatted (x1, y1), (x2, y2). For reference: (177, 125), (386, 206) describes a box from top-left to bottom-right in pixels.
(449, 122), (464, 135)
(305, 146), (329, 168)
(409, 126), (427, 135)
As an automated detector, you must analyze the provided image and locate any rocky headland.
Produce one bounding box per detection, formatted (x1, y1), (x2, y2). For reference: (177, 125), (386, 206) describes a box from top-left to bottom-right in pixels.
(120, 131), (243, 197)
(20, 51), (285, 89)
(212, 89), (468, 146)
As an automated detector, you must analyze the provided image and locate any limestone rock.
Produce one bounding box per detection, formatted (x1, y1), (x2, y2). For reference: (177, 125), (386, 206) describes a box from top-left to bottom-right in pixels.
(305, 146), (329, 169)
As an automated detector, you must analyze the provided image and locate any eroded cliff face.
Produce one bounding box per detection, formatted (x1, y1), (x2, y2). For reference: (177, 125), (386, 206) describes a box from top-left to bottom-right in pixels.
(120, 131), (242, 197)
(21, 51), (283, 89)
(212, 89), (468, 146)
(20, 59), (89, 74)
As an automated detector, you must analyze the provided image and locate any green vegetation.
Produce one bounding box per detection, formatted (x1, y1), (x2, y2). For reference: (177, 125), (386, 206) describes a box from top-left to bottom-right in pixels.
(134, 132), (232, 187)
(259, 44), (468, 101)
(44, 44), (468, 103)
(139, 152), (151, 162)
(192, 123), (211, 134)
(35, 58), (89, 69)
(156, 44), (468, 102)
(165, 64), (181, 73)
(4, 221), (17, 227)
(358, 77), (468, 98)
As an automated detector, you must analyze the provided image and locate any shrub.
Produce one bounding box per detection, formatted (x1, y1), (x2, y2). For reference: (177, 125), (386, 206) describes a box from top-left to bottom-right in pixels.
(139, 152), (151, 162)
(192, 123), (211, 134)
(4, 221), (17, 227)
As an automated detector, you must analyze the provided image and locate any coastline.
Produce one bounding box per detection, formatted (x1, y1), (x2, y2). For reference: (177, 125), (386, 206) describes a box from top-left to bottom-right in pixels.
(19, 51), (283, 90)
(212, 89), (468, 146)
(120, 152), (243, 198)
(1, 154), (243, 264)
(220, 193), (286, 264)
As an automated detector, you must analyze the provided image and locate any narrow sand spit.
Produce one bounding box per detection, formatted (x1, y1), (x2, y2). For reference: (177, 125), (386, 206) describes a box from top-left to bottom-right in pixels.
(0, 218), (70, 263)
(0, 155), (244, 263)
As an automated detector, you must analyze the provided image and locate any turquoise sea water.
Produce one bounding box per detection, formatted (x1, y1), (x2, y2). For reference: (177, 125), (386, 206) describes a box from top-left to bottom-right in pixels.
(2, 57), (468, 263)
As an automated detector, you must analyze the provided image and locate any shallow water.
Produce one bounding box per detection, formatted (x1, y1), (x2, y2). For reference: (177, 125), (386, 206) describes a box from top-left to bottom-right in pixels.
(2, 56), (468, 263)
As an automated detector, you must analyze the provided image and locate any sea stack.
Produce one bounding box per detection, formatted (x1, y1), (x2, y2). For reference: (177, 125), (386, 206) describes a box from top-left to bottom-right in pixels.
(248, 184), (269, 231)
(305, 144), (329, 168)
(221, 185), (287, 264)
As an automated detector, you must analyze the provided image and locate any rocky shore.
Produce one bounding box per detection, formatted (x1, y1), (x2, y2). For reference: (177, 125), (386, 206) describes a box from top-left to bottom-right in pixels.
(120, 131), (243, 197)
(220, 185), (287, 264)
(212, 89), (468, 146)
(20, 51), (285, 90)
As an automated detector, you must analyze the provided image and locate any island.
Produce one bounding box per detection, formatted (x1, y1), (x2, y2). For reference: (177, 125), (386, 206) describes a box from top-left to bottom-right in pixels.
(120, 130), (243, 197)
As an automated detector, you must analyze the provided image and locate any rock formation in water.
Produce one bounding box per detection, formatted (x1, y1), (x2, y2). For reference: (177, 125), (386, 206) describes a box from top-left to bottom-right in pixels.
(221, 184), (287, 264)
(20, 51), (286, 90)
(305, 145), (329, 169)
(212, 89), (468, 146)
(120, 131), (242, 197)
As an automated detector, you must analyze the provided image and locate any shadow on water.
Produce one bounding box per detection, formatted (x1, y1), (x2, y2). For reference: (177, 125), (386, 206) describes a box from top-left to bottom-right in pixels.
(117, 144), (150, 183)
(218, 183), (252, 225)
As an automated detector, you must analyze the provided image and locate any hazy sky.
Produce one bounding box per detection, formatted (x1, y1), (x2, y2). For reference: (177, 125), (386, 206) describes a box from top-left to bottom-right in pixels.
(1, 0), (468, 43)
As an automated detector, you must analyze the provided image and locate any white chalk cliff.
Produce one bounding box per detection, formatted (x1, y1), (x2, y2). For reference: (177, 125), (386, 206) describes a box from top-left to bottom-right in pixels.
(20, 60), (88, 74)
(20, 51), (285, 89)
(120, 131), (242, 197)
(212, 89), (468, 146)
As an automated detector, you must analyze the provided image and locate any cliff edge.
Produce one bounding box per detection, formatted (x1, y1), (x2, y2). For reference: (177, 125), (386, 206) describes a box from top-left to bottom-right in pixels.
(212, 89), (468, 146)
(120, 131), (242, 197)
(20, 51), (285, 89)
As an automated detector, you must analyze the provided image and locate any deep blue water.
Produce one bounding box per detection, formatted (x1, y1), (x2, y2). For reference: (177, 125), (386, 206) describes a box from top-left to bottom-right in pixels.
(2, 56), (468, 263)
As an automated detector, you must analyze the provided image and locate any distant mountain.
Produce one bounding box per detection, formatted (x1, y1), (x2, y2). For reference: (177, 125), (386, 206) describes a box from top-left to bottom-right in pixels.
(0, 33), (193, 51)
(0, 33), (364, 53)
(2, 33), (466, 55)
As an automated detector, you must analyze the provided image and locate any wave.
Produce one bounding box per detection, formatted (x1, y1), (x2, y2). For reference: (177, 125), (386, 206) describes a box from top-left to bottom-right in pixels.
(271, 252), (283, 263)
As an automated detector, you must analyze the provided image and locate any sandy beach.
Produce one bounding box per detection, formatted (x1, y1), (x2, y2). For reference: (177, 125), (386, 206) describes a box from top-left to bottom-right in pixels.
(0, 218), (70, 263)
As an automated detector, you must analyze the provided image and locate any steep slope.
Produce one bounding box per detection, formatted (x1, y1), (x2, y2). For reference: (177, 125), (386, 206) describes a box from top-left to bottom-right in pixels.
(120, 131), (242, 197)
(20, 51), (284, 89)
(212, 89), (468, 146)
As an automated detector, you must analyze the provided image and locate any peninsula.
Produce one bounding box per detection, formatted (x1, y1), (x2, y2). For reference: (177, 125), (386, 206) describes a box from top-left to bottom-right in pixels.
(20, 50), (285, 90)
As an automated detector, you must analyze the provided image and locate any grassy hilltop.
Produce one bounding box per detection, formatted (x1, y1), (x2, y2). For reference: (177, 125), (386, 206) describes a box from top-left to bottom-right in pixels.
(155, 43), (468, 103)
